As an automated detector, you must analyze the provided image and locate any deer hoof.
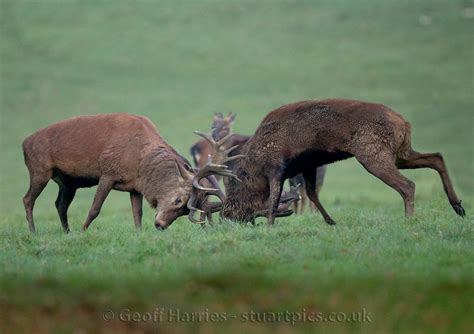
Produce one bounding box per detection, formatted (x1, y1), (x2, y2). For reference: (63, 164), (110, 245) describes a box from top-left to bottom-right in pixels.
(325, 218), (337, 226)
(452, 202), (466, 217)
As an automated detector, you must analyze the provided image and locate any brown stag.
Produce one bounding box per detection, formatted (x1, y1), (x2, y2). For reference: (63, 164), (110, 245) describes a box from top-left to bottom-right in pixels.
(194, 99), (466, 225)
(22, 113), (233, 232)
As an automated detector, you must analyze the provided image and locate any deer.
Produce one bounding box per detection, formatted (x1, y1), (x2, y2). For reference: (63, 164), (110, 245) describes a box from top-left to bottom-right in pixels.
(191, 99), (466, 226)
(190, 112), (327, 214)
(190, 112), (249, 173)
(22, 113), (235, 233)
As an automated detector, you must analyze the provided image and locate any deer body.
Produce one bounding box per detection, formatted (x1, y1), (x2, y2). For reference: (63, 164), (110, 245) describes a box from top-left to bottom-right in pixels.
(220, 99), (465, 224)
(22, 113), (204, 232)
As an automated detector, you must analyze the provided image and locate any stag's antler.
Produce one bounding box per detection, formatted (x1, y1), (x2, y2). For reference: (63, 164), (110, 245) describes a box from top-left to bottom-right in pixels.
(250, 184), (301, 220)
(187, 128), (245, 224)
(194, 129), (245, 165)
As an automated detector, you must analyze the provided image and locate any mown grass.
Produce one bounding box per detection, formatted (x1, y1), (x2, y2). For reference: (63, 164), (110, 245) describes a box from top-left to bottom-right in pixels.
(1, 0), (473, 333)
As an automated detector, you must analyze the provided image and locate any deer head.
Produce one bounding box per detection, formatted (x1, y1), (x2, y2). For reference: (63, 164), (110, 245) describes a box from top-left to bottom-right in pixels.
(211, 112), (237, 141)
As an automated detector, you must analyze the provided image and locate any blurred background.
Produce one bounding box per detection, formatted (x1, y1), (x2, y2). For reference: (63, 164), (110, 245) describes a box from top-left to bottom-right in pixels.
(0, 0), (472, 332)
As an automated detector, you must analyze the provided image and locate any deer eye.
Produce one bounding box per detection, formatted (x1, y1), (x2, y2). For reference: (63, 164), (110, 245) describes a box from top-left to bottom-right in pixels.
(174, 197), (182, 205)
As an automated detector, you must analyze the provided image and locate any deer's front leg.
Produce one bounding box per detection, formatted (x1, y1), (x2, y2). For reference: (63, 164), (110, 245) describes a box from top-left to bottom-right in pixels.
(83, 177), (114, 231)
(303, 169), (336, 225)
(267, 175), (283, 226)
(130, 191), (143, 229)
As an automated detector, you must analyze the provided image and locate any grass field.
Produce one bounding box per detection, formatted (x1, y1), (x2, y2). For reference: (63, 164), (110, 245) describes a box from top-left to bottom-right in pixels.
(1, 0), (473, 333)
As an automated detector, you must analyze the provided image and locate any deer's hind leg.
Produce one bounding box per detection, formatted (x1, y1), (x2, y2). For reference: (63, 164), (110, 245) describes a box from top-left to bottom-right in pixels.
(396, 150), (465, 217)
(55, 186), (77, 233)
(289, 176), (303, 214)
(23, 169), (52, 233)
(298, 190), (307, 214)
(356, 151), (415, 217)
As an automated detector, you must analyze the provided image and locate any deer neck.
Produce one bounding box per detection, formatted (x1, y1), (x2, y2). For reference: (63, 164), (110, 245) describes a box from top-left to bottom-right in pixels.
(136, 145), (179, 204)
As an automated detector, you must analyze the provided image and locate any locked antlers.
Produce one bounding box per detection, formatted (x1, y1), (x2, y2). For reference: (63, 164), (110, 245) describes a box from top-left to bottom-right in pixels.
(187, 129), (244, 224)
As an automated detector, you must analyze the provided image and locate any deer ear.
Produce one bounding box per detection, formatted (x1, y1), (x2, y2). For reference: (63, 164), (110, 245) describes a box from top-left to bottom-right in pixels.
(213, 112), (223, 120)
(174, 160), (190, 183)
(227, 112), (236, 123)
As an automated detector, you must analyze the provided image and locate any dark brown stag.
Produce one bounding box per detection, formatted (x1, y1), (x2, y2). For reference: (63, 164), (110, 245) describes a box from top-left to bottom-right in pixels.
(190, 112), (327, 214)
(197, 99), (466, 225)
(22, 113), (232, 232)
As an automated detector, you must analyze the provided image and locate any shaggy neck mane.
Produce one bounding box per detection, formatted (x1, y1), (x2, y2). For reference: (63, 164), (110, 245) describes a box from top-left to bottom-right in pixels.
(138, 144), (187, 207)
(222, 148), (269, 221)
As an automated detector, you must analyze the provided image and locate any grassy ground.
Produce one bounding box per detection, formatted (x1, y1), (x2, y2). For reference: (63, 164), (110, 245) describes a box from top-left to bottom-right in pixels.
(1, 0), (473, 333)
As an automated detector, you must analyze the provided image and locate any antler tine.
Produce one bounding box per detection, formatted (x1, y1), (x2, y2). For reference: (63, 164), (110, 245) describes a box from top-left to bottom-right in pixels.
(223, 144), (240, 156)
(194, 129), (217, 145)
(216, 130), (235, 146)
(188, 211), (206, 224)
(206, 202), (222, 213)
(191, 178), (229, 201)
(250, 207), (294, 220)
(192, 178), (221, 192)
(194, 128), (246, 168)
(251, 209), (269, 219)
(250, 185), (301, 220)
(187, 192), (206, 224)
(220, 154), (246, 166)
(195, 160), (240, 182)
(276, 210), (294, 218)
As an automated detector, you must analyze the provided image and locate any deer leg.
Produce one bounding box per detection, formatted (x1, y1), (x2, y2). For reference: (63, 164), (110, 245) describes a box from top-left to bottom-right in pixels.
(396, 151), (465, 217)
(311, 186), (319, 212)
(357, 154), (415, 217)
(288, 177), (299, 214)
(129, 191), (143, 229)
(303, 169), (336, 225)
(309, 195), (317, 212)
(267, 175), (283, 226)
(306, 168), (322, 213)
(55, 186), (76, 233)
(82, 177), (114, 231)
(315, 165), (326, 194)
(299, 189), (308, 214)
(296, 177), (307, 214)
(292, 190), (301, 214)
(205, 210), (214, 226)
(313, 165), (326, 212)
(23, 172), (51, 233)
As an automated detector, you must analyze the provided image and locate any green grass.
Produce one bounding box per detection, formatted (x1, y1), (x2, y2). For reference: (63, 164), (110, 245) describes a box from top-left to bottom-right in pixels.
(1, 0), (473, 333)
